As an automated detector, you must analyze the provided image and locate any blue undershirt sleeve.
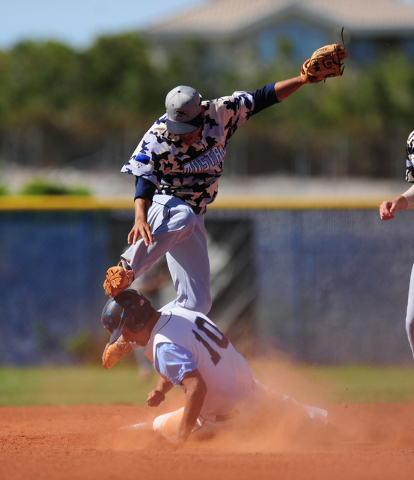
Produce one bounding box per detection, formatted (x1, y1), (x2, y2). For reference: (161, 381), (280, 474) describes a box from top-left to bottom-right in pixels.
(154, 343), (197, 386)
(134, 176), (156, 202)
(249, 82), (280, 115)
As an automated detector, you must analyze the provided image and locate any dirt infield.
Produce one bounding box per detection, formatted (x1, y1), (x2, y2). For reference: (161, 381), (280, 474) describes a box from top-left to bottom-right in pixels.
(1, 403), (414, 480)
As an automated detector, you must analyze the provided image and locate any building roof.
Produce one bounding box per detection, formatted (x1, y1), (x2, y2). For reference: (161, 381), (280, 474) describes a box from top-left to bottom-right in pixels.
(145, 0), (414, 40)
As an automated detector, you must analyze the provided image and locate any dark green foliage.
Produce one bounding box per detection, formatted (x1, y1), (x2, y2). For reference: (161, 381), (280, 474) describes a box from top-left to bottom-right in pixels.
(5, 41), (80, 125)
(20, 177), (91, 195)
(246, 50), (414, 176)
(0, 35), (413, 177)
(79, 33), (161, 119)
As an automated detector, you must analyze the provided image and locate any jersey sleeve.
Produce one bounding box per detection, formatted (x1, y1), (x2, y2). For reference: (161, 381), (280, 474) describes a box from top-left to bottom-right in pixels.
(220, 91), (254, 126)
(208, 91), (255, 145)
(134, 176), (156, 201)
(249, 83), (280, 114)
(154, 343), (197, 386)
(406, 131), (414, 183)
(121, 117), (168, 186)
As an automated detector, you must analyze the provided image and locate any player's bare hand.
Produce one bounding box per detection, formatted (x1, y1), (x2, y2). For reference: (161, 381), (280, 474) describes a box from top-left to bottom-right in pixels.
(129, 197), (153, 246)
(147, 389), (165, 407)
(379, 201), (396, 220)
(379, 196), (408, 221)
(128, 220), (154, 246)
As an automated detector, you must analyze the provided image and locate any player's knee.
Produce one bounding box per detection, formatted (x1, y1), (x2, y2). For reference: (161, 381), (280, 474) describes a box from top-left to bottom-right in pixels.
(187, 293), (212, 316)
(153, 414), (167, 432)
(153, 408), (184, 439)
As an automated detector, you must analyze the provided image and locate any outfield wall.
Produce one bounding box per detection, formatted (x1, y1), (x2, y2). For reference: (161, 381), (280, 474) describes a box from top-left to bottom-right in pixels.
(0, 195), (413, 365)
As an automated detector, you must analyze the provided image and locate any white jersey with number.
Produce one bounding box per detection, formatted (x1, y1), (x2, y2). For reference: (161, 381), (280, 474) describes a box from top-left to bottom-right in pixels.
(144, 308), (254, 421)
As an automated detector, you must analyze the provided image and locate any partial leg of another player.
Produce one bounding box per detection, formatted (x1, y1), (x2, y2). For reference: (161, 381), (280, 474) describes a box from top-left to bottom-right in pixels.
(405, 263), (414, 358)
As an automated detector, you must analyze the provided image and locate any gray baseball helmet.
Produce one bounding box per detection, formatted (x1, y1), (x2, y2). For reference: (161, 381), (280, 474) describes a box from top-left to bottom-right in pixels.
(165, 86), (203, 135)
(101, 289), (152, 345)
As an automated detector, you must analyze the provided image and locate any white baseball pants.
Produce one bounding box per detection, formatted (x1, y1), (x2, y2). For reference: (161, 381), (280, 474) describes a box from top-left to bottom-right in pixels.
(405, 264), (414, 358)
(121, 194), (212, 315)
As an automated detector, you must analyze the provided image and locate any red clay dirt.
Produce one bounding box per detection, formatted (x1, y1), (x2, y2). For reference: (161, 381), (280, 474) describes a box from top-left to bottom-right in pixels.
(1, 403), (414, 480)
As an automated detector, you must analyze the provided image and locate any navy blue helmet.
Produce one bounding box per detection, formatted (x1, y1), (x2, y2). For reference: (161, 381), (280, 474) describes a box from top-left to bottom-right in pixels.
(101, 289), (152, 344)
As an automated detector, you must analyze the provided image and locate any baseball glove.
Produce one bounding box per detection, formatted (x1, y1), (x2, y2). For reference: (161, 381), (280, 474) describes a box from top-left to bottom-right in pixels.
(103, 260), (134, 297)
(102, 335), (133, 369)
(301, 44), (348, 84)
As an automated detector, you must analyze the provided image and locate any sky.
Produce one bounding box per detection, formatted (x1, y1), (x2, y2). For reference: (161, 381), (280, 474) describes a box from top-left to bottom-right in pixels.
(0, 0), (206, 50)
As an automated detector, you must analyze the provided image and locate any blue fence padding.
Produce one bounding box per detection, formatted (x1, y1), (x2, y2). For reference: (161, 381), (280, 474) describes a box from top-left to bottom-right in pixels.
(207, 208), (414, 365)
(0, 212), (108, 365)
(1, 208), (414, 365)
(257, 210), (413, 364)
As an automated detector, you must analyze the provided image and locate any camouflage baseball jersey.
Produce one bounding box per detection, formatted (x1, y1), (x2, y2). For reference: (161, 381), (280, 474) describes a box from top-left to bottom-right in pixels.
(406, 130), (414, 183)
(121, 87), (278, 211)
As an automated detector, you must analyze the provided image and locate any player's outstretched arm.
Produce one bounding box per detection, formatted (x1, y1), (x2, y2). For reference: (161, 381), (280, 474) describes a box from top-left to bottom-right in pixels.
(147, 375), (174, 407)
(379, 195), (409, 220)
(274, 76), (305, 101)
(174, 369), (207, 445)
(128, 197), (154, 246)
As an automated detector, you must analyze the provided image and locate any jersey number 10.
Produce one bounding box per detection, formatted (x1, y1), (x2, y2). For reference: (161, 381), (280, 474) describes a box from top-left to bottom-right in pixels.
(192, 316), (229, 365)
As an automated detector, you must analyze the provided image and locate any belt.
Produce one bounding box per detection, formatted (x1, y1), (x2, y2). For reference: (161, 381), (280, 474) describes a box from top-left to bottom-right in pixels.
(215, 409), (240, 423)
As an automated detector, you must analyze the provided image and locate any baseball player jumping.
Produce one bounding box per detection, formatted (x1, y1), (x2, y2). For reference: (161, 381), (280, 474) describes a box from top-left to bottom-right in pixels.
(379, 130), (414, 358)
(102, 44), (348, 365)
(102, 288), (331, 444)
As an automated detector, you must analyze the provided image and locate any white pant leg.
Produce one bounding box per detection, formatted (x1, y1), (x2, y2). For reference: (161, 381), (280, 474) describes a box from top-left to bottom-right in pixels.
(153, 408), (215, 440)
(162, 215), (212, 315)
(121, 195), (196, 280)
(406, 263), (414, 359)
(122, 195), (211, 315)
(153, 408), (184, 440)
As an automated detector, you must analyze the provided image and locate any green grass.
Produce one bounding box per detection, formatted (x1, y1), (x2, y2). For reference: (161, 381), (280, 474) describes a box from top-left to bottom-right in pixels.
(299, 365), (414, 404)
(1, 364), (414, 407)
(0, 364), (157, 407)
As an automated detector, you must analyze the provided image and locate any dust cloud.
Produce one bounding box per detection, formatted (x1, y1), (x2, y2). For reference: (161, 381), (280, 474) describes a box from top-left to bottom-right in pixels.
(99, 355), (414, 454)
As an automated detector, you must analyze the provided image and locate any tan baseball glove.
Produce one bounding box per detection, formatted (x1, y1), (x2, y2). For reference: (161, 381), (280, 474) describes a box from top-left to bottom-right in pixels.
(301, 44), (348, 84)
(103, 261), (134, 297)
(102, 335), (133, 369)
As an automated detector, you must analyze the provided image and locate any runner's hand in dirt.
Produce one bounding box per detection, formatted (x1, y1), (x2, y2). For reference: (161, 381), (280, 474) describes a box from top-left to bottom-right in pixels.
(147, 390), (166, 407)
